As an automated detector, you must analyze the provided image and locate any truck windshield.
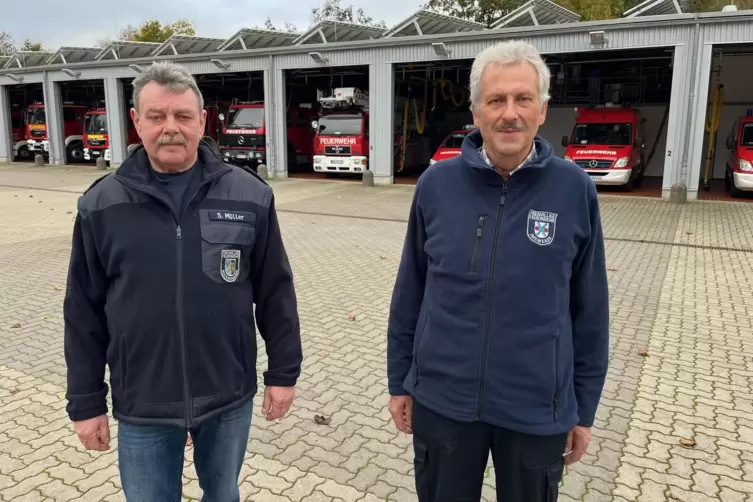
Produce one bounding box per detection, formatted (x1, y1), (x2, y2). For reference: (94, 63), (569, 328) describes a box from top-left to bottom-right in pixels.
(441, 132), (469, 148)
(318, 115), (362, 136)
(28, 108), (46, 125)
(571, 123), (632, 146)
(227, 107), (264, 128)
(85, 114), (108, 134)
(741, 123), (753, 146)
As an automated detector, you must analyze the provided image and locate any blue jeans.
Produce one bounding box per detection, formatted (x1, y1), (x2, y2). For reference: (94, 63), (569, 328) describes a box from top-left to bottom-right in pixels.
(117, 400), (253, 502)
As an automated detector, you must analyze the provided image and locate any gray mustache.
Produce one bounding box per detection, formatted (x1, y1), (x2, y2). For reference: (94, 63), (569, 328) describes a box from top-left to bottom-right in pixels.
(157, 134), (186, 145)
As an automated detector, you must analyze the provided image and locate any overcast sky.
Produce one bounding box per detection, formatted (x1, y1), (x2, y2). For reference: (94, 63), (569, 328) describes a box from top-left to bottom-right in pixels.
(1, 0), (424, 50)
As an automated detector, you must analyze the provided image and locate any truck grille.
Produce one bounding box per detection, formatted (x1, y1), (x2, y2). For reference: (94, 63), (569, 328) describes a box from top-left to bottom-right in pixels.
(324, 145), (351, 155)
(87, 139), (105, 147)
(221, 134), (264, 148)
(575, 159), (613, 169)
(30, 129), (45, 138)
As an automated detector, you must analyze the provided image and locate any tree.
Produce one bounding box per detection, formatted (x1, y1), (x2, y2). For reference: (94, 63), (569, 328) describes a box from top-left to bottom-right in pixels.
(255, 15), (301, 33)
(310, 0), (387, 28)
(96, 18), (196, 47)
(688, 0), (753, 11)
(20, 39), (44, 52)
(0, 31), (15, 56)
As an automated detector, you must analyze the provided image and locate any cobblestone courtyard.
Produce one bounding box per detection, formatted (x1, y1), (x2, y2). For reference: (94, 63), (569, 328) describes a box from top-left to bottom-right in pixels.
(1, 163), (753, 501)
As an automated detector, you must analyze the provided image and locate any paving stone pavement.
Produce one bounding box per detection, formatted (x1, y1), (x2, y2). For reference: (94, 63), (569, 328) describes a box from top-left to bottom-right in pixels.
(1, 163), (753, 501)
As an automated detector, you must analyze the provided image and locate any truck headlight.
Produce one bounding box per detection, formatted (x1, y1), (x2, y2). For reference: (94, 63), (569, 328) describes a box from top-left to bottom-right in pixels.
(739, 159), (753, 172)
(429, 159), (436, 165)
(564, 155), (572, 162)
(614, 157), (629, 168)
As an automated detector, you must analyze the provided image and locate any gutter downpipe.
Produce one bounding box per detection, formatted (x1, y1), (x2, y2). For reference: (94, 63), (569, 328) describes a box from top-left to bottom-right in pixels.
(673, 15), (700, 203)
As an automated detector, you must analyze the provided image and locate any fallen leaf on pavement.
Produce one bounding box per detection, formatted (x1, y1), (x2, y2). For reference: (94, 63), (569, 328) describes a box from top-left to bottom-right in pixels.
(679, 438), (696, 448)
(638, 349), (649, 357)
(10, 323), (20, 329)
(314, 415), (331, 425)
(348, 314), (356, 321)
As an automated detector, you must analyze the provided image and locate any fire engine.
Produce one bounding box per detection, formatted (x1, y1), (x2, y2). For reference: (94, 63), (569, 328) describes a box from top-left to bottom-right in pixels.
(429, 125), (476, 165)
(724, 111), (753, 197)
(562, 104), (646, 190)
(311, 87), (370, 174)
(25, 102), (87, 162)
(218, 100), (314, 169)
(82, 108), (141, 163)
(10, 105), (31, 161)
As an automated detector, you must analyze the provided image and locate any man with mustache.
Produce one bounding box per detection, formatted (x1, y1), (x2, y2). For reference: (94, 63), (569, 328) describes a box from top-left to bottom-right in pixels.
(387, 40), (610, 501)
(63, 61), (302, 501)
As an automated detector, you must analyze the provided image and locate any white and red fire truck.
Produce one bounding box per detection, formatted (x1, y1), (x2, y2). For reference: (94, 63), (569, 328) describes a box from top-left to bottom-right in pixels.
(311, 87), (371, 174)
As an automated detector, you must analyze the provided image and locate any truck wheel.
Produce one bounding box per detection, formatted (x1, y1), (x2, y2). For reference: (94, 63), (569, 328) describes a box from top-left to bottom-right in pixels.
(66, 143), (84, 163)
(16, 145), (31, 161)
(726, 165), (745, 198)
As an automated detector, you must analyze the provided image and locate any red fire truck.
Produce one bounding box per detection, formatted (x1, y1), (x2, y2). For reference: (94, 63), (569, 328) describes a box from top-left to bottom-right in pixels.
(724, 112), (753, 197)
(562, 105), (646, 190)
(218, 100), (315, 169)
(311, 87), (370, 174)
(10, 106), (31, 161)
(429, 125), (476, 165)
(25, 102), (87, 162)
(82, 108), (141, 163)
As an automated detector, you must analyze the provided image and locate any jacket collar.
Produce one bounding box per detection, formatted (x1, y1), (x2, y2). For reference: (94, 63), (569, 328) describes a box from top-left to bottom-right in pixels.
(115, 140), (232, 186)
(461, 129), (554, 179)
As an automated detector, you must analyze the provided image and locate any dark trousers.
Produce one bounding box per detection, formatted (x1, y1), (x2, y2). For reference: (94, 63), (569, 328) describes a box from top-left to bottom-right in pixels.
(117, 401), (253, 502)
(411, 398), (568, 502)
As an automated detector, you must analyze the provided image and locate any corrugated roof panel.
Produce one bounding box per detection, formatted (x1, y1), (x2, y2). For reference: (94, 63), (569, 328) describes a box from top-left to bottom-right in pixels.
(95, 41), (161, 61)
(152, 36), (226, 56)
(491, 0), (580, 28)
(624, 0), (682, 17)
(293, 20), (387, 45)
(45, 47), (100, 65)
(382, 9), (486, 37)
(217, 28), (298, 51)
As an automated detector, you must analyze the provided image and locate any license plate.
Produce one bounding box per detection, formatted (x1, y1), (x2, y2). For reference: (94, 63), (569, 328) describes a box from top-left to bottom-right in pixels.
(330, 160), (344, 164)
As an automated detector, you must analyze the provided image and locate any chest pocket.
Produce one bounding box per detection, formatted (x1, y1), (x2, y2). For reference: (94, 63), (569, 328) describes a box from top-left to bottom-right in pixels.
(199, 209), (257, 284)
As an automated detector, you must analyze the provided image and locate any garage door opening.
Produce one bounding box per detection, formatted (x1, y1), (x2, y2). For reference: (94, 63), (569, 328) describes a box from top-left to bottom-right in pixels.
(697, 44), (753, 202)
(5, 83), (44, 164)
(284, 65), (370, 181)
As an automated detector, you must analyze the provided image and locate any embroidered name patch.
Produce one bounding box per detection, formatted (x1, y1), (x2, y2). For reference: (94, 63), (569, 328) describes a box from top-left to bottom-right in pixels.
(209, 211), (255, 223)
(527, 209), (558, 246)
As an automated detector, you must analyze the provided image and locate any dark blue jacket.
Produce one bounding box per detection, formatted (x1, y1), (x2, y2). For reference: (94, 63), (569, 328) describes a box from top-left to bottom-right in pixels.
(63, 142), (302, 427)
(387, 130), (609, 436)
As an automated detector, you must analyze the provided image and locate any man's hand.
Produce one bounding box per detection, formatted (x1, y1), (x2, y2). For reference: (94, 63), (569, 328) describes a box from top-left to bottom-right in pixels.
(262, 386), (295, 421)
(565, 425), (591, 465)
(73, 414), (110, 451)
(388, 395), (413, 434)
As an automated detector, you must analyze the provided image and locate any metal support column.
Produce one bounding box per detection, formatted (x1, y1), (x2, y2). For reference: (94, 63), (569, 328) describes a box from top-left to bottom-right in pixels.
(42, 73), (65, 165)
(369, 61), (395, 185)
(685, 43), (715, 201)
(104, 77), (128, 167)
(0, 85), (12, 163)
(266, 58), (287, 178)
(666, 25), (701, 202)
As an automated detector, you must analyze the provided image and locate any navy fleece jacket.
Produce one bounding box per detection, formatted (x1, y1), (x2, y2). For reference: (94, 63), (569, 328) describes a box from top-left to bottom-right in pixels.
(387, 130), (610, 436)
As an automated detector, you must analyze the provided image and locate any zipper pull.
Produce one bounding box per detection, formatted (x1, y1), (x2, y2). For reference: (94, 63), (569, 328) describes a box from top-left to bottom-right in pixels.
(176, 225), (182, 239)
(476, 216), (484, 237)
(500, 183), (508, 205)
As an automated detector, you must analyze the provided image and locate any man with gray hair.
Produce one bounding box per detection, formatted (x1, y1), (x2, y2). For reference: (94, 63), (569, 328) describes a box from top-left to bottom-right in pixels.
(63, 61), (302, 501)
(387, 40), (610, 500)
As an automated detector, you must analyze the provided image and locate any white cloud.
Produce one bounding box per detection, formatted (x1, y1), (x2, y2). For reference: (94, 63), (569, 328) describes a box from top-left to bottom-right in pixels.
(1, 0), (423, 50)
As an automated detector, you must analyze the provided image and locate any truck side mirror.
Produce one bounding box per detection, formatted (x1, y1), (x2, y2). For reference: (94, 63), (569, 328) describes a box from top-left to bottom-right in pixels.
(726, 136), (735, 150)
(561, 135), (569, 147)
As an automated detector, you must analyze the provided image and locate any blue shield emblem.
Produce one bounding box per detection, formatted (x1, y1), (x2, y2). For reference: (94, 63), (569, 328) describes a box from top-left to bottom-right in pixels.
(527, 209), (557, 246)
